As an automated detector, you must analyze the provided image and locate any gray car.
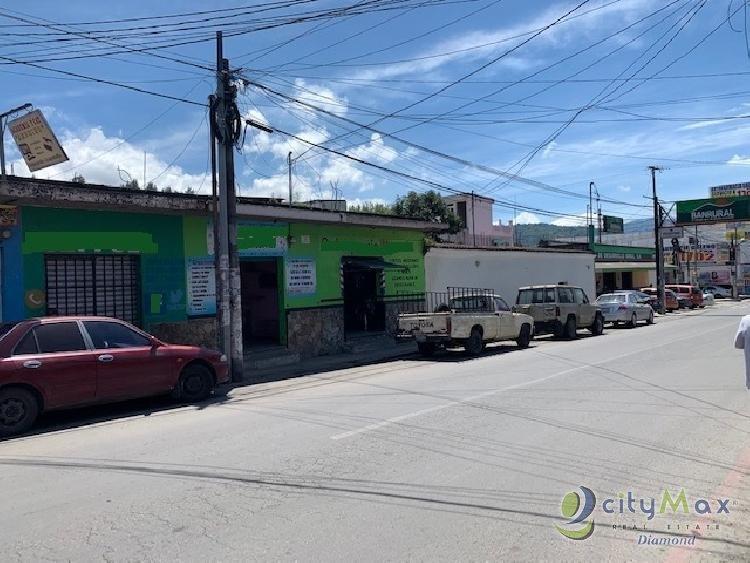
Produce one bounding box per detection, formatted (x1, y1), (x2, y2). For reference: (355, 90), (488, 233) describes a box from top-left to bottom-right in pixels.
(596, 293), (654, 327)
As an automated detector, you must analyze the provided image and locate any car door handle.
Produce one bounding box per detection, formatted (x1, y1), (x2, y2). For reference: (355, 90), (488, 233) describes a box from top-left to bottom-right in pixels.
(98, 354), (114, 363)
(23, 360), (41, 369)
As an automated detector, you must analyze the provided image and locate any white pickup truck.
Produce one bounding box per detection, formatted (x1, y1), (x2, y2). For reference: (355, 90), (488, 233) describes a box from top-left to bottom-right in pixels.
(397, 294), (534, 356)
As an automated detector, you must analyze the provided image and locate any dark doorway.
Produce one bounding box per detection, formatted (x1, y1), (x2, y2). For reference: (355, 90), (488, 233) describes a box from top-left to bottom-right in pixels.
(343, 258), (385, 334)
(602, 272), (616, 293)
(240, 259), (281, 348)
(621, 271), (633, 290)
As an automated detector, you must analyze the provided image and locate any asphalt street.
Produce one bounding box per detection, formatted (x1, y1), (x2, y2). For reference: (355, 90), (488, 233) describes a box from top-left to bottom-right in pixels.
(1, 301), (749, 561)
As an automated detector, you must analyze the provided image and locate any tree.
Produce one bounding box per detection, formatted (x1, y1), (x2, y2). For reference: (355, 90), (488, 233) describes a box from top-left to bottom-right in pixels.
(71, 173), (85, 184)
(392, 191), (461, 233)
(185, 186), (196, 195)
(123, 179), (139, 190)
(162, 186), (173, 193)
(347, 201), (393, 215)
(145, 181), (158, 192)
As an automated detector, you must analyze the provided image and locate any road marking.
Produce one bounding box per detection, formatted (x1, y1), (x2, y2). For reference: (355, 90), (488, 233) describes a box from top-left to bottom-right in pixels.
(330, 321), (735, 441)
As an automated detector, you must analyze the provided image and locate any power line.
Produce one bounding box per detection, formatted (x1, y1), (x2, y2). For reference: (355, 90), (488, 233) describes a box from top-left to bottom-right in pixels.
(148, 111), (208, 184)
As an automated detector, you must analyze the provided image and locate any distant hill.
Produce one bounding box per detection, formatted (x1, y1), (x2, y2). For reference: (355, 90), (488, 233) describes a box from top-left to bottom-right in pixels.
(624, 218), (654, 233)
(515, 224), (588, 247)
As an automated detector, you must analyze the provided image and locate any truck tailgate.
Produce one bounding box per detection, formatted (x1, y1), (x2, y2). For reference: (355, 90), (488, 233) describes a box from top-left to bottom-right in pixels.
(398, 313), (448, 335)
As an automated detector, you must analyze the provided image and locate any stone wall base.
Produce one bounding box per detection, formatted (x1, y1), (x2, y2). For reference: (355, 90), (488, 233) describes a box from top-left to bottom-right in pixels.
(287, 306), (345, 357)
(150, 318), (217, 349)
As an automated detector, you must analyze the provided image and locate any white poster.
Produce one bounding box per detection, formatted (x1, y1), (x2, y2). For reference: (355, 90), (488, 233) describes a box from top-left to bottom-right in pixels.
(187, 257), (216, 316)
(8, 110), (68, 172)
(287, 258), (316, 295)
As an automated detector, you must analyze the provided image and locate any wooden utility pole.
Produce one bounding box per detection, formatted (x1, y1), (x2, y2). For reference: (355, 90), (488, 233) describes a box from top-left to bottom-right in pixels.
(650, 166), (665, 314)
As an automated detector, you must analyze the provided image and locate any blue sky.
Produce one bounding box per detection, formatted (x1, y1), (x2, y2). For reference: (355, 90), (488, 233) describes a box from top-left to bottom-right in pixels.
(3, 0), (750, 226)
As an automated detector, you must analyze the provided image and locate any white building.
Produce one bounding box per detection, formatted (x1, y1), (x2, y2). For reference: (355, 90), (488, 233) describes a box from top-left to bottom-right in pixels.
(425, 245), (596, 304)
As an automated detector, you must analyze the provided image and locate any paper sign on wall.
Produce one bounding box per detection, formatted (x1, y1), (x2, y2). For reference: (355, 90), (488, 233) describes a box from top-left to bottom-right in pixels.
(287, 258), (316, 295)
(187, 257), (216, 315)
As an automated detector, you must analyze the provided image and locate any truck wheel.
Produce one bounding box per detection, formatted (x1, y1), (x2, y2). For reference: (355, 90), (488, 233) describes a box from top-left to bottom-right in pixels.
(516, 324), (531, 349)
(464, 327), (484, 356)
(565, 316), (578, 340)
(417, 342), (436, 357)
(553, 321), (565, 339)
(589, 314), (604, 336)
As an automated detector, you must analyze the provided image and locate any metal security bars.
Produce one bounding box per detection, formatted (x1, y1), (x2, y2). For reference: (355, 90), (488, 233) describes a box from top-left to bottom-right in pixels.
(44, 254), (141, 325)
(385, 287), (496, 315)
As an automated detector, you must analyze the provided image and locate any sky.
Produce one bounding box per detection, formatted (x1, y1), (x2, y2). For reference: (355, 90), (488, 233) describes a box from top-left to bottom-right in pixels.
(2, 0), (750, 227)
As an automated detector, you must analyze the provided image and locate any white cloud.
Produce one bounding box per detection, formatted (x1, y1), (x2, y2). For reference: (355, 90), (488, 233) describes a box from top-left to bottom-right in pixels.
(551, 213), (588, 226)
(10, 127), (209, 193)
(727, 154), (750, 165)
(617, 185), (632, 192)
(514, 211), (542, 224)
(353, 0), (654, 81)
(294, 78), (348, 117)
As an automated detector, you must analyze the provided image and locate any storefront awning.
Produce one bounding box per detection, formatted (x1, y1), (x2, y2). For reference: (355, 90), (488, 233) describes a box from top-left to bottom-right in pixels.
(343, 257), (408, 271)
(596, 261), (677, 272)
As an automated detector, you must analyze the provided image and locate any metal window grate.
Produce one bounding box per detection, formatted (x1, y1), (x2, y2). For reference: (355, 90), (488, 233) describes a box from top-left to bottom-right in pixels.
(44, 254), (141, 325)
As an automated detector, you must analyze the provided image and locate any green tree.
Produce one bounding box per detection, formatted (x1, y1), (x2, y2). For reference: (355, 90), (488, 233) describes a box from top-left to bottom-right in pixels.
(123, 179), (140, 190)
(185, 186), (196, 194)
(162, 186), (173, 193)
(347, 201), (394, 215)
(145, 181), (158, 192)
(392, 191), (461, 233)
(71, 173), (85, 184)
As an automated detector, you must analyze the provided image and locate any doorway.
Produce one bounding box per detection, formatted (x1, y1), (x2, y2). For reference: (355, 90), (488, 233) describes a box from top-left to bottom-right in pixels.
(240, 259), (281, 348)
(342, 257), (385, 334)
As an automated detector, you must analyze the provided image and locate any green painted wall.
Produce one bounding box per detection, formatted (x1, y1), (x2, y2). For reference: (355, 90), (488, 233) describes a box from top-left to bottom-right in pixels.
(22, 207), (187, 326)
(19, 208), (426, 326)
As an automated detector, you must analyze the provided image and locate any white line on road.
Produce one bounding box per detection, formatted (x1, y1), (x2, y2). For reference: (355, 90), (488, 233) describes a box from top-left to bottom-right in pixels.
(330, 320), (736, 441)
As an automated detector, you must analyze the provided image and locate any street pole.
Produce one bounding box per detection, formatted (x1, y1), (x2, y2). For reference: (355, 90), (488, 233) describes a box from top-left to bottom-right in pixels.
(650, 166), (665, 314)
(288, 151), (292, 207)
(588, 181), (594, 245)
(471, 191), (476, 247)
(214, 31), (244, 382)
(209, 94), (221, 351)
(733, 226), (739, 300)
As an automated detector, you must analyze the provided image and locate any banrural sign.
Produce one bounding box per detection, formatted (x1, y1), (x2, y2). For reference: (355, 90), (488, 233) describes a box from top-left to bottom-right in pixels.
(676, 197), (750, 225)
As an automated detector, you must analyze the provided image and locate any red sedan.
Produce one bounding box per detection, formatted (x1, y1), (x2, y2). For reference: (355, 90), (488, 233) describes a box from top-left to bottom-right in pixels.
(0, 317), (229, 437)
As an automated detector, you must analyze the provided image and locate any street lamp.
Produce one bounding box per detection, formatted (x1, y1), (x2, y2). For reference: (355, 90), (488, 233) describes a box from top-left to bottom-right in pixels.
(1, 103), (33, 181)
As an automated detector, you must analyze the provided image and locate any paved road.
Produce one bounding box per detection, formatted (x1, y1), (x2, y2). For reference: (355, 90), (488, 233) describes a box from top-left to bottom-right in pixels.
(1, 302), (749, 561)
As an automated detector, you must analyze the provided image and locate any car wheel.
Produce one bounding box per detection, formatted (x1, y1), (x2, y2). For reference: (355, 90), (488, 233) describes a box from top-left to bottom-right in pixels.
(173, 364), (214, 403)
(516, 324), (531, 349)
(417, 342), (436, 357)
(565, 316), (577, 340)
(464, 327), (484, 356)
(647, 310), (654, 325)
(0, 387), (39, 438)
(629, 313), (638, 328)
(589, 314), (604, 336)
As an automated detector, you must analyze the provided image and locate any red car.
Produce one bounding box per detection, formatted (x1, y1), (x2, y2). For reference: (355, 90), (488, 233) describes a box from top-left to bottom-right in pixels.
(0, 317), (229, 437)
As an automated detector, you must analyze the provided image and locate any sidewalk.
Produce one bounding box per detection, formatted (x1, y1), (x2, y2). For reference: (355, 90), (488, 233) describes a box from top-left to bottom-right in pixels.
(235, 335), (417, 388)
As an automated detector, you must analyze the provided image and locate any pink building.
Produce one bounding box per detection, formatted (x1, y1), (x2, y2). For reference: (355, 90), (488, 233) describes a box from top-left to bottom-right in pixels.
(443, 194), (515, 247)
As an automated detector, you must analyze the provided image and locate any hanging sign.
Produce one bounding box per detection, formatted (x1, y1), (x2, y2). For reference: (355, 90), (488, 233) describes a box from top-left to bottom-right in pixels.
(8, 110), (68, 172)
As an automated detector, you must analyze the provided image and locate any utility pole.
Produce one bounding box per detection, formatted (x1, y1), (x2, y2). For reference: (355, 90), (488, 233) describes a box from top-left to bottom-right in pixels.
(588, 181), (594, 245)
(597, 194), (602, 244)
(471, 191), (476, 247)
(213, 31), (244, 382)
(650, 166), (665, 314)
(733, 226), (740, 300)
(287, 151), (293, 206)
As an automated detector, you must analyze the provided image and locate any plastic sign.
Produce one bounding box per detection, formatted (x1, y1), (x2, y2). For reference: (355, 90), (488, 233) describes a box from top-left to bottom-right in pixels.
(710, 182), (750, 198)
(676, 197), (750, 225)
(7, 109), (68, 172)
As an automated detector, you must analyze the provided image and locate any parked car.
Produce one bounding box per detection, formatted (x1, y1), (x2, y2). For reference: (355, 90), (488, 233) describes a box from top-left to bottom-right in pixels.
(640, 287), (679, 312)
(703, 285), (731, 299)
(0, 317), (229, 438)
(702, 292), (715, 306)
(397, 294), (534, 356)
(596, 293), (654, 327)
(666, 285), (703, 309)
(513, 284), (604, 339)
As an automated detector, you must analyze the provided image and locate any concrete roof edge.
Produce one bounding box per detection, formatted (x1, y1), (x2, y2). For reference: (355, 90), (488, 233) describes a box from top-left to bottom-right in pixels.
(428, 243), (594, 254)
(0, 176), (446, 231)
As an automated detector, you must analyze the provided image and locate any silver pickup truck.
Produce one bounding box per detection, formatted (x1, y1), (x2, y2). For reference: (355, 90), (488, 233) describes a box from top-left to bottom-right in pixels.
(397, 294), (534, 356)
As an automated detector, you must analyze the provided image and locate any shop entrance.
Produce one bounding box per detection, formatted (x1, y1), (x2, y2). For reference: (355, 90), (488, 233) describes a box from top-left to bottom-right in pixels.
(240, 259), (282, 348)
(342, 257), (386, 334)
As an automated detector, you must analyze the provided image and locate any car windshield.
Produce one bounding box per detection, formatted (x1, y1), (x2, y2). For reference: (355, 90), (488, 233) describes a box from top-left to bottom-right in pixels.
(597, 294), (625, 303)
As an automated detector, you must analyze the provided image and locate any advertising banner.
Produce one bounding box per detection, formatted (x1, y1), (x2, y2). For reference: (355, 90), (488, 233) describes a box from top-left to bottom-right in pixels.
(8, 110), (68, 172)
(676, 197), (750, 225)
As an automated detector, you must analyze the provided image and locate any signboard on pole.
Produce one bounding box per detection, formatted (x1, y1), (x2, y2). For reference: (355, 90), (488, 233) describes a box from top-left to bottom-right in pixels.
(660, 226), (684, 238)
(7, 110), (68, 172)
(602, 215), (623, 233)
(710, 182), (750, 198)
(676, 197), (750, 225)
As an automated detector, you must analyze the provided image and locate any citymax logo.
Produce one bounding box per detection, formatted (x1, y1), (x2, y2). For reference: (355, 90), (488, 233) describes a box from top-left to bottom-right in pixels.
(555, 487), (731, 541)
